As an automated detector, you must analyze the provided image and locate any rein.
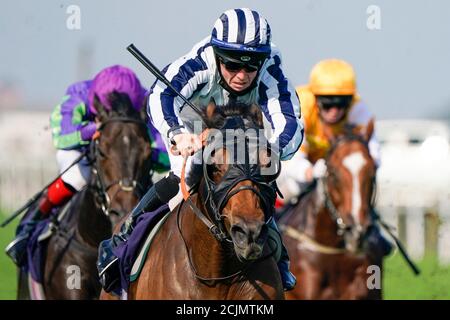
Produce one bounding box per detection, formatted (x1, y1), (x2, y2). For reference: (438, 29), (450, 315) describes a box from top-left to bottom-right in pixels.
(177, 130), (228, 241)
(281, 225), (347, 255)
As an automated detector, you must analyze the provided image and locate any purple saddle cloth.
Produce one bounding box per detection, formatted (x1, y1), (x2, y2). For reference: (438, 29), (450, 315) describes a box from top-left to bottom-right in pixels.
(112, 204), (170, 292)
(15, 208), (58, 284)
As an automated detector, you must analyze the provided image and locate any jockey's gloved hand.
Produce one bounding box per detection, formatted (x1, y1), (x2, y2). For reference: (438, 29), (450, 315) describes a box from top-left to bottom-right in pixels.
(171, 133), (202, 157)
(312, 158), (327, 179)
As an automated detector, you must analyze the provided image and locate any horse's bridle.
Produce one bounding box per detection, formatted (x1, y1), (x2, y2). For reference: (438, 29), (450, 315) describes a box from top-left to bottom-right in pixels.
(91, 117), (150, 217)
(201, 137), (280, 240)
(322, 134), (377, 237)
(176, 128), (281, 283)
(190, 130), (281, 242)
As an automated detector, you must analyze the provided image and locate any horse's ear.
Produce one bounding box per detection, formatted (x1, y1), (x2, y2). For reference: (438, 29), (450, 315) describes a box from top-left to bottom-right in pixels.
(259, 148), (271, 167)
(210, 147), (229, 177)
(93, 95), (109, 122)
(248, 104), (263, 128)
(140, 95), (149, 122)
(323, 124), (336, 145)
(364, 118), (375, 142)
(206, 98), (217, 121)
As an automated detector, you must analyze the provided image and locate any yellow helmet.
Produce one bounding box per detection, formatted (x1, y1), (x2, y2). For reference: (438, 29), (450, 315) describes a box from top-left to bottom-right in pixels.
(309, 59), (356, 95)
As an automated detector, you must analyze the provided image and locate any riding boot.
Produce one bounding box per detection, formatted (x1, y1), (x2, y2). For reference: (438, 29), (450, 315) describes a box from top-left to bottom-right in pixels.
(5, 210), (41, 266)
(5, 177), (75, 267)
(268, 219), (297, 291)
(97, 172), (180, 292)
(365, 208), (394, 258)
(365, 224), (393, 258)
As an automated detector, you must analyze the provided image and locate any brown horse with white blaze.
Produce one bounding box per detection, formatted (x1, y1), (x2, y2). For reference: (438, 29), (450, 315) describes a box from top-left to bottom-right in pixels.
(280, 121), (383, 300)
(127, 101), (284, 300)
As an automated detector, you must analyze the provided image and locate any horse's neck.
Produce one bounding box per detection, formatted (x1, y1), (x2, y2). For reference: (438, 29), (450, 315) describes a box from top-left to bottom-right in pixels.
(292, 180), (343, 247)
(76, 186), (112, 247)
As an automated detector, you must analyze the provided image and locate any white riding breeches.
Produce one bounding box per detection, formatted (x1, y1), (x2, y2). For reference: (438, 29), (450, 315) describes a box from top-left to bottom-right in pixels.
(277, 151), (313, 202)
(56, 149), (91, 191)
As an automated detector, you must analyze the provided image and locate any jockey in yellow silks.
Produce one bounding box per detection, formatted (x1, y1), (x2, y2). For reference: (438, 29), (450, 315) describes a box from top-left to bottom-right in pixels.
(278, 59), (380, 200)
(277, 59), (392, 258)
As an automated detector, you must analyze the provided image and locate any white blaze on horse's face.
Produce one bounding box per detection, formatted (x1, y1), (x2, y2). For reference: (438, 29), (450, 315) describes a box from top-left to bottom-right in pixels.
(342, 151), (366, 225)
(123, 135), (130, 146)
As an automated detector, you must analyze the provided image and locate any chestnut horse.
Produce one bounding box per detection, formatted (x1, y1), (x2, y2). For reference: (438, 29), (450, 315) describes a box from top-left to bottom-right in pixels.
(279, 122), (383, 299)
(127, 101), (284, 299)
(18, 93), (153, 299)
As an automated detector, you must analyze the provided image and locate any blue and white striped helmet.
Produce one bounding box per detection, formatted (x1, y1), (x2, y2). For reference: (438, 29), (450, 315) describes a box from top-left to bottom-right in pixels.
(211, 8), (272, 56)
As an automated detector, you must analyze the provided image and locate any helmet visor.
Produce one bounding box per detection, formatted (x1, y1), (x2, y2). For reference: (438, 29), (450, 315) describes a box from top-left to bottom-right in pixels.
(214, 47), (268, 72)
(217, 56), (259, 73)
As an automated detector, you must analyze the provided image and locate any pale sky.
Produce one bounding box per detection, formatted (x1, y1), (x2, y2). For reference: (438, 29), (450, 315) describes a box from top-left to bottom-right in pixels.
(1, 0), (450, 119)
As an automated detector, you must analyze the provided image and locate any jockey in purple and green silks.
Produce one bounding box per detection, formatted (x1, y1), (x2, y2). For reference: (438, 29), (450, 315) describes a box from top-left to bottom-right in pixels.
(50, 79), (95, 150)
(6, 65), (170, 267)
(49, 77), (170, 171)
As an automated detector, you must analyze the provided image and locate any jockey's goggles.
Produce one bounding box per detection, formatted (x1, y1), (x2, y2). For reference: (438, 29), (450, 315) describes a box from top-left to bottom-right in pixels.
(214, 47), (268, 74)
(316, 95), (353, 111)
(218, 56), (260, 73)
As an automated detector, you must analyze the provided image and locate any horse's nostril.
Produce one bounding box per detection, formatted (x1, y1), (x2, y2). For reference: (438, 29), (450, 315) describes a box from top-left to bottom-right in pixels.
(231, 221), (266, 248)
(230, 225), (247, 246)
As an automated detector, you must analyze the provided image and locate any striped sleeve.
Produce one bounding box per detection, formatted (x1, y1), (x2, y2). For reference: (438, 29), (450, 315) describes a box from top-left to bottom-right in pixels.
(148, 40), (211, 139)
(258, 54), (304, 161)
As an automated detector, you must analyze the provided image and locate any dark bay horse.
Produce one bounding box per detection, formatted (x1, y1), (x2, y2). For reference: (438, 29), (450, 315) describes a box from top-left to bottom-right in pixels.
(127, 100), (284, 299)
(18, 93), (153, 299)
(279, 122), (383, 300)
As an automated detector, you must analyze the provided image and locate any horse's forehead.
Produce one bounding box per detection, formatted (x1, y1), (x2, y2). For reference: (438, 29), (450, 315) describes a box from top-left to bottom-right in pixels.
(123, 135), (130, 146)
(331, 139), (369, 161)
(342, 152), (366, 175)
(103, 122), (144, 141)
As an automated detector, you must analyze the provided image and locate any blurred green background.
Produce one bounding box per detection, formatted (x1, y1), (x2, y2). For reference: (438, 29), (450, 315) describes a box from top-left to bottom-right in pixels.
(0, 216), (19, 299)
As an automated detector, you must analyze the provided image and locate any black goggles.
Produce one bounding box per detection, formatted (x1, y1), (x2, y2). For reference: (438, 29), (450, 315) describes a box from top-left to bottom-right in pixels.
(316, 95), (353, 111)
(218, 56), (260, 73)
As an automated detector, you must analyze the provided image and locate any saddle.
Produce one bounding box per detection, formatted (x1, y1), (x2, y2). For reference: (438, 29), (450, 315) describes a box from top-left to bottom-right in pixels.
(112, 204), (170, 294)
